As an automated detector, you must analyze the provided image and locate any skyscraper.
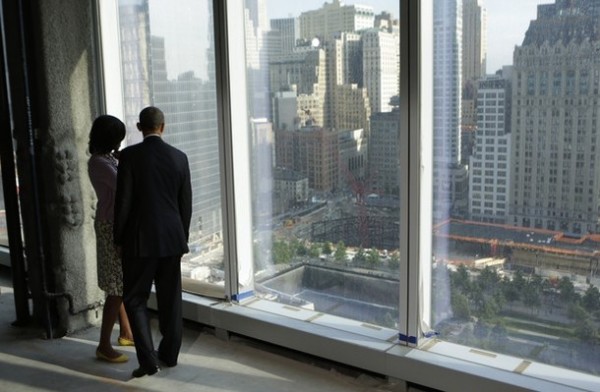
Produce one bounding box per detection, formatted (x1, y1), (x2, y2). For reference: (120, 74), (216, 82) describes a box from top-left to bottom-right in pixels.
(244, 0), (272, 119)
(510, 0), (600, 234)
(118, 0), (152, 146)
(433, 0), (466, 220)
(433, 0), (462, 165)
(297, 0), (374, 41)
(469, 68), (512, 223)
(362, 28), (400, 115)
(270, 18), (298, 57)
(117, 0), (223, 254)
(462, 0), (487, 85)
(370, 98), (400, 196)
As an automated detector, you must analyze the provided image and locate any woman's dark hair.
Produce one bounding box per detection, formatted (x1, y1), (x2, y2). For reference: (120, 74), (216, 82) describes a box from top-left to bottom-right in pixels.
(88, 115), (126, 154)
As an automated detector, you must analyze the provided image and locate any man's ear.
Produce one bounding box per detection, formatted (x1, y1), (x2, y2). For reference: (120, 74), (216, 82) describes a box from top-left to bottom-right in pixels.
(158, 123), (165, 134)
(136, 122), (142, 131)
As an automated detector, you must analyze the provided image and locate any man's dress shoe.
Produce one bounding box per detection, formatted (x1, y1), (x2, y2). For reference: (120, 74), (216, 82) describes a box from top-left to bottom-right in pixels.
(131, 365), (160, 378)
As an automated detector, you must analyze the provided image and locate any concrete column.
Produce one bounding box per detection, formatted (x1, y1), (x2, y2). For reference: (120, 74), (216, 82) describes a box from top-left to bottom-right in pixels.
(22, 0), (104, 334)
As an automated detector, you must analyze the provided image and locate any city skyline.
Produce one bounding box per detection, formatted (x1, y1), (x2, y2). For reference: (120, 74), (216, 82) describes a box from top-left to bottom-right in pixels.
(148, 0), (547, 83)
(267, 0), (548, 73)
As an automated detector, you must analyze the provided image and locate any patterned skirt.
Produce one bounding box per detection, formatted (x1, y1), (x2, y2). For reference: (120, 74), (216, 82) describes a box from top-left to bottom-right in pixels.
(94, 220), (123, 296)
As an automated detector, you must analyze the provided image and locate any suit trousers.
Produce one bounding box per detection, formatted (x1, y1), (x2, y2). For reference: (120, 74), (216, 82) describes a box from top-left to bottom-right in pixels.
(122, 255), (183, 369)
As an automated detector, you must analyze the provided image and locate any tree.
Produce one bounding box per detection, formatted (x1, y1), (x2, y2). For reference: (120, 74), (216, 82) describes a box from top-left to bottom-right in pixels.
(502, 276), (520, 305)
(512, 269), (527, 293)
(451, 292), (471, 320)
(575, 319), (597, 342)
(478, 266), (500, 294)
(451, 264), (471, 293)
(479, 297), (500, 320)
(353, 247), (367, 265)
(272, 240), (292, 264)
(367, 249), (380, 267)
(523, 282), (542, 314)
(334, 241), (346, 263)
(308, 243), (321, 258)
(558, 276), (576, 304)
(323, 241), (333, 255)
(296, 241), (308, 256)
(582, 285), (600, 313)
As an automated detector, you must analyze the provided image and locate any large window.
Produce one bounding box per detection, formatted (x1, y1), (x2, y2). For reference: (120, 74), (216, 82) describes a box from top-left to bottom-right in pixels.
(242, 0), (402, 338)
(99, 0), (600, 389)
(103, 0), (225, 296)
(430, 0), (600, 385)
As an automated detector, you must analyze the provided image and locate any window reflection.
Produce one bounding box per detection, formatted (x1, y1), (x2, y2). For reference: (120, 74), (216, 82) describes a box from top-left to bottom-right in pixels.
(117, 0), (224, 294)
(432, 0), (600, 377)
(245, 0), (400, 329)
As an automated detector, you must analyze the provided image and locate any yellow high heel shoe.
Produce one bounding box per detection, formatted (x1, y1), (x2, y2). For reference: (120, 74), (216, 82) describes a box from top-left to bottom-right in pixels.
(118, 337), (135, 347)
(96, 348), (129, 363)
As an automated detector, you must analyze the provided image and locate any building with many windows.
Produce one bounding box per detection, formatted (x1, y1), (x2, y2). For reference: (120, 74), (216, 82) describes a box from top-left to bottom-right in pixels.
(469, 68), (512, 223)
(297, 0), (374, 41)
(362, 28), (400, 115)
(432, 0), (467, 220)
(509, 0), (600, 234)
(369, 100), (400, 196)
(275, 126), (339, 192)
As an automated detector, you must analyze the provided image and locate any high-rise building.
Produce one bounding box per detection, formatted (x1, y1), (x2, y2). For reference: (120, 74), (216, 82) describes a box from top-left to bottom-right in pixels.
(338, 128), (367, 191)
(460, 0), (487, 165)
(433, 0), (462, 165)
(433, 0), (466, 220)
(469, 68), (512, 223)
(275, 126), (339, 192)
(150, 38), (223, 249)
(269, 47), (327, 127)
(362, 28), (400, 115)
(273, 167), (309, 214)
(331, 84), (371, 135)
(118, 0), (152, 146)
(462, 0), (487, 85)
(244, 0), (272, 119)
(117, 0), (223, 251)
(370, 99), (400, 196)
(270, 18), (298, 57)
(510, 0), (600, 234)
(297, 0), (374, 41)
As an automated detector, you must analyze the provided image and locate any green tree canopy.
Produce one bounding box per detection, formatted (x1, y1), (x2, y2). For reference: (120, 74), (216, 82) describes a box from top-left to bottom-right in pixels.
(367, 249), (380, 267)
(334, 241), (346, 263)
(558, 276), (576, 304)
(323, 241), (333, 255)
(582, 285), (600, 313)
(353, 247), (367, 265)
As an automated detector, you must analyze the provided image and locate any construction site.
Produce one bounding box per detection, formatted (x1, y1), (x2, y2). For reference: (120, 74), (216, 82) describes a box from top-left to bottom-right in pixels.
(433, 219), (600, 281)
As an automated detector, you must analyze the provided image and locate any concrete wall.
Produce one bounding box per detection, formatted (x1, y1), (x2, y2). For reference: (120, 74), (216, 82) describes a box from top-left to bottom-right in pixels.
(25, 0), (104, 334)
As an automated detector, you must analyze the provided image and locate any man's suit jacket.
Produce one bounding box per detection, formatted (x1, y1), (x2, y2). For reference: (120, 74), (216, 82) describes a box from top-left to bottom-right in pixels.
(114, 135), (192, 258)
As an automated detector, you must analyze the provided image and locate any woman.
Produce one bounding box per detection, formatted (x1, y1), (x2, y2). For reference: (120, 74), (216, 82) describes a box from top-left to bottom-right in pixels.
(88, 115), (134, 363)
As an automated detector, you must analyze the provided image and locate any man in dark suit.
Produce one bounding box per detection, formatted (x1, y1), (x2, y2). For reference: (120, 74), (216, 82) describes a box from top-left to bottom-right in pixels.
(114, 106), (192, 378)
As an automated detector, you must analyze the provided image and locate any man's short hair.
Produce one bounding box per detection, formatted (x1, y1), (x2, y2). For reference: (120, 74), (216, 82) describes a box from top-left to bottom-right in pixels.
(138, 106), (164, 131)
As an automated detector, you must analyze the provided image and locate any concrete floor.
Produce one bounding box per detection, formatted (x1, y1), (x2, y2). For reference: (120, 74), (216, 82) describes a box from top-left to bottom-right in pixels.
(0, 268), (413, 392)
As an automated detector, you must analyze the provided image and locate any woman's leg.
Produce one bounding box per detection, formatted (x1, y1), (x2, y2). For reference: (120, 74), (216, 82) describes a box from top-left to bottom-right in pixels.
(118, 302), (134, 341)
(97, 295), (123, 357)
